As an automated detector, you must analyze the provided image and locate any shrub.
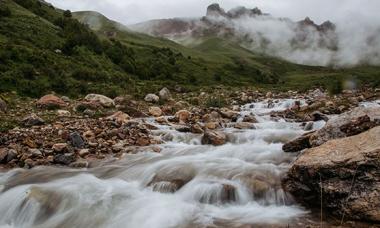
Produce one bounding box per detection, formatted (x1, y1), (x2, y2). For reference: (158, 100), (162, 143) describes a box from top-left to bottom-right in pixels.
(63, 10), (72, 18)
(0, 6), (11, 17)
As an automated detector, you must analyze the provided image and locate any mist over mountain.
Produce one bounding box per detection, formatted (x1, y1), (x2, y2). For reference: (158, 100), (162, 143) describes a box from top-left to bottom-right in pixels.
(130, 3), (380, 67)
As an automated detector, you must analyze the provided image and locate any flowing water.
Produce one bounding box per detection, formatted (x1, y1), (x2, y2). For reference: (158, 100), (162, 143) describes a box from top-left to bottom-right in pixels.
(0, 99), (326, 228)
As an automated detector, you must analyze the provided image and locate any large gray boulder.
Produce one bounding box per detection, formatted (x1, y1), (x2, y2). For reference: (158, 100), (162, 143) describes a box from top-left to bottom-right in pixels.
(158, 87), (171, 101)
(85, 94), (115, 108)
(144, 94), (159, 103)
(283, 126), (380, 222)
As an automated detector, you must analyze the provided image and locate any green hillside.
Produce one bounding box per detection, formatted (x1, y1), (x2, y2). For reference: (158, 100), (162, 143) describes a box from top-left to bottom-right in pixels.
(0, 0), (379, 99)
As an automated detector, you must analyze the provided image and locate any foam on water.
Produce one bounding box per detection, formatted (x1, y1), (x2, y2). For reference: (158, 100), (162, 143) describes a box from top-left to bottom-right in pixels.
(0, 99), (314, 228)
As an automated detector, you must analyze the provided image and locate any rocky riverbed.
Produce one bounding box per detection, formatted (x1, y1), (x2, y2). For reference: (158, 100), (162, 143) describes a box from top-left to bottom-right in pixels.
(0, 87), (379, 227)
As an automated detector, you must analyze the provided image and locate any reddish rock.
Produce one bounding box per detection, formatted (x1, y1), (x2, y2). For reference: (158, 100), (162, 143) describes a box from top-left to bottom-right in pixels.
(37, 94), (66, 109)
(175, 110), (192, 124)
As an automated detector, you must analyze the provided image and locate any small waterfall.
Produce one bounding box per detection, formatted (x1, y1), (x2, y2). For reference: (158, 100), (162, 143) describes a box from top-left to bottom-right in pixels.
(0, 99), (315, 228)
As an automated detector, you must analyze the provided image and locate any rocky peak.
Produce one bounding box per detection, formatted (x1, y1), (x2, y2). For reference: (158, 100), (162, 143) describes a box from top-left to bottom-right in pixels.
(206, 3), (227, 17)
(298, 17), (336, 32)
(227, 6), (262, 18)
(320, 20), (336, 32)
(299, 17), (316, 27)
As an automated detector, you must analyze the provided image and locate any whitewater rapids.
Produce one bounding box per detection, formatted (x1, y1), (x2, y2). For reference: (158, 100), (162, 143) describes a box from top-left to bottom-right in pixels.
(0, 99), (325, 228)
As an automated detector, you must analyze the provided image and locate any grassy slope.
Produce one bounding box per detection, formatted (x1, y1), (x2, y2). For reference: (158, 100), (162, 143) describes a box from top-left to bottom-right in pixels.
(74, 11), (380, 91)
(0, 0), (132, 97)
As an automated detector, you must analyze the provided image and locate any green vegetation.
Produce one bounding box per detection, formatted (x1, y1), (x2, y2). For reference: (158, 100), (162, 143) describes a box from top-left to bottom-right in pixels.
(0, 0), (379, 99)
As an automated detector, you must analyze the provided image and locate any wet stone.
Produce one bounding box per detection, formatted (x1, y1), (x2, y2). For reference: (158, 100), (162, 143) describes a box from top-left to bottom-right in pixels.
(69, 132), (85, 149)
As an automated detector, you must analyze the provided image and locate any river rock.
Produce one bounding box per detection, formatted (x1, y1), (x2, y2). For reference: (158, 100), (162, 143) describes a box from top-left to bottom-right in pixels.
(191, 124), (204, 134)
(202, 130), (226, 146)
(53, 153), (76, 165)
(149, 106), (163, 117)
(303, 122), (314, 131)
(282, 132), (313, 152)
(158, 87), (171, 101)
(310, 111), (328, 122)
(52, 143), (67, 152)
(69, 132), (85, 149)
(151, 179), (186, 193)
(283, 126), (380, 222)
(220, 109), (238, 120)
(36, 94), (66, 109)
(144, 94), (159, 103)
(106, 111), (130, 124)
(155, 116), (168, 124)
(0, 148), (8, 163)
(21, 114), (45, 127)
(234, 122), (255, 130)
(85, 94), (115, 108)
(175, 110), (191, 124)
(242, 115), (258, 123)
(205, 122), (220, 130)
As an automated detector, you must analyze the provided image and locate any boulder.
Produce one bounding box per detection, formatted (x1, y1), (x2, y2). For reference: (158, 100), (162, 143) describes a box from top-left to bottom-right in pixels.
(220, 109), (238, 120)
(174, 101), (190, 111)
(69, 132), (85, 149)
(21, 114), (45, 127)
(234, 122), (255, 130)
(282, 132), (313, 152)
(158, 87), (171, 101)
(283, 127), (380, 222)
(36, 94), (66, 109)
(144, 94), (159, 103)
(151, 179), (187, 193)
(205, 122), (220, 130)
(175, 110), (192, 124)
(85, 94), (115, 108)
(52, 143), (68, 152)
(310, 111), (328, 122)
(155, 116), (168, 124)
(0, 148), (8, 163)
(149, 106), (163, 117)
(191, 124), (204, 134)
(310, 107), (380, 147)
(53, 153), (76, 165)
(201, 130), (226, 146)
(106, 111), (130, 124)
(242, 115), (258, 123)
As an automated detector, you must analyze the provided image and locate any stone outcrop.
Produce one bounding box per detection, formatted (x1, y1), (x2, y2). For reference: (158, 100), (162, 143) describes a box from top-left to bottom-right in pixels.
(283, 127), (380, 222)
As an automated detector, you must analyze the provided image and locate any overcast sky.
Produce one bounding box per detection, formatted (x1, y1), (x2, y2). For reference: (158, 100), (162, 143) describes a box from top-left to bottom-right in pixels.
(46, 0), (380, 26)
